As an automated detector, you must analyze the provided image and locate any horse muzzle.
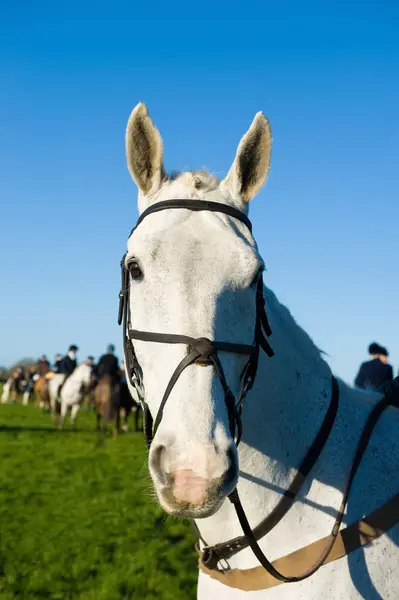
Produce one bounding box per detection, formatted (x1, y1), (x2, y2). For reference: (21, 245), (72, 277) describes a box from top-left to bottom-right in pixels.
(149, 442), (238, 517)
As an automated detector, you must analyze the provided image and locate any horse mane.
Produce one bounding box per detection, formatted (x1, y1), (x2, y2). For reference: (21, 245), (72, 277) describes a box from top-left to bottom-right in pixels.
(168, 169), (219, 190)
(265, 285), (328, 372)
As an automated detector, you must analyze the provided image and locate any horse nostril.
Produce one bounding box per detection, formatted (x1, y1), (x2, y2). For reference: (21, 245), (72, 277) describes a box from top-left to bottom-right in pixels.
(150, 444), (167, 482)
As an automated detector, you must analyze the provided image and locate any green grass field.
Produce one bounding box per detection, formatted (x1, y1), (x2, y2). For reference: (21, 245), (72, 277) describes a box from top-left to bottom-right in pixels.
(0, 400), (197, 599)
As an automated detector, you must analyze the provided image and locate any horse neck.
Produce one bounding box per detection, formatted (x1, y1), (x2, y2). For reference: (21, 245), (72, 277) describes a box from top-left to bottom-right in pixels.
(65, 368), (85, 390)
(196, 287), (333, 546)
(244, 286), (332, 467)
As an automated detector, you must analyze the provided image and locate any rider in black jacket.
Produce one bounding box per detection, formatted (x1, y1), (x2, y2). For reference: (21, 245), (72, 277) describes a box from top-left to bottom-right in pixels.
(355, 342), (393, 391)
(59, 345), (78, 376)
(97, 344), (120, 381)
(53, 354), (63, 374)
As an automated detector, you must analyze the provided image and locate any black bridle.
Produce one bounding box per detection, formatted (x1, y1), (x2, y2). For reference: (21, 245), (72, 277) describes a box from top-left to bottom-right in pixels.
(117, 199), (344, 584)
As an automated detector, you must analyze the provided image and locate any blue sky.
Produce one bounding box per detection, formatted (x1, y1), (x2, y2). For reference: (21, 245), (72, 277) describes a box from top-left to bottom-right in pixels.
(1, 1), (398, 384)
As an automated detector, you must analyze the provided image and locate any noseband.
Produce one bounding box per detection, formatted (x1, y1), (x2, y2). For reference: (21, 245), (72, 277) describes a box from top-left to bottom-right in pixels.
(118, 199), (274, 448)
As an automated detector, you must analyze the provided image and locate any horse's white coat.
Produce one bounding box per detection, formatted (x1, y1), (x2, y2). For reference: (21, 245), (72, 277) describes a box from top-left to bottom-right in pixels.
(124, 103), (399, 599)
(1, 378), (11, 403)
(48, 364), (92, 427)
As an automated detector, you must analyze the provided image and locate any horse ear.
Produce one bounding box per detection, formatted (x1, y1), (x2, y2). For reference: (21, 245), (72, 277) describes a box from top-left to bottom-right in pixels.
(126, 103), (167, 196)
(222, 112), (272, 203)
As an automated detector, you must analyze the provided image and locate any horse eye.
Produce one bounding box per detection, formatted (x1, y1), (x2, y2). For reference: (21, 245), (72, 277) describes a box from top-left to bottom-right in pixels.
(128, 261), (143, 280)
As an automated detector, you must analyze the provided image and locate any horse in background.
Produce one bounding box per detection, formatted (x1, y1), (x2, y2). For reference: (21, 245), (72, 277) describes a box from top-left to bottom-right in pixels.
(1, 369), (27, 404)
(22, 365), (41, 406)
(32, 360), (53, 409)
(48, 364), (94, 428)
(33, 374), (54, 409)
(84, 373), (98, 412)
(93, 374), (142, 436)
(2, 367), (27, 403)
(1, 377), (12, 404)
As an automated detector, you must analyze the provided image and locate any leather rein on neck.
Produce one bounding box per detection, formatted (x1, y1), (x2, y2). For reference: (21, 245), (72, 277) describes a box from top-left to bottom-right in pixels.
(118, 199), (398, 587)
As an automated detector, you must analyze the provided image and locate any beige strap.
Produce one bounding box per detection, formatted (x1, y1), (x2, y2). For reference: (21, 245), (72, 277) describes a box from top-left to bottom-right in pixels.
(199, 492), (399, 592)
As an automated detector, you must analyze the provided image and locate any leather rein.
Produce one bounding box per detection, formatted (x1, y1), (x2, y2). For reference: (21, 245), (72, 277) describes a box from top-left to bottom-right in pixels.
(118, 199), (399, 587)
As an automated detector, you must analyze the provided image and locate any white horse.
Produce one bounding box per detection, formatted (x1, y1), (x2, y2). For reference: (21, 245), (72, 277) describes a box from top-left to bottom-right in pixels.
(48, 364), (93, 428)
(1, 377), (12, 403)
(122, 103), (399, 599)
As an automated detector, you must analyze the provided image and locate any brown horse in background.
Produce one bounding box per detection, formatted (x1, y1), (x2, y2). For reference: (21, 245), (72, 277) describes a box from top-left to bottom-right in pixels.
(33, 362), (53, 409)
(33, 376), (52, 409)
(93, 375), (142, 436)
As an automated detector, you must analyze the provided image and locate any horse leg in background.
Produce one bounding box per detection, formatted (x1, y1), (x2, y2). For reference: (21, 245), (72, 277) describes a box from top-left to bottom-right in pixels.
(53, 373), (69, 423)
(93, 376), (111, 437)
(51, 396), (61, 425)
(114, 407), (121, 438)
(88, 387), (97, 413)
(121, 406), (129, 432)
(101, 391), (111, 438)
(36, 378), (46, 408)
(38, 387), (44, 409)
(95, 411), (107, 440)
(58, 400), (68, 429)
(124, 408), (130, 432)
(96, 411), (101, 431)
(111, 382), (121, 438)
(22, 390), (30, 406)
(102, 412), (108, 438)
(1, 382), (11, 404)
(70, 404), (80, 429)
(42, 381), (51, 411)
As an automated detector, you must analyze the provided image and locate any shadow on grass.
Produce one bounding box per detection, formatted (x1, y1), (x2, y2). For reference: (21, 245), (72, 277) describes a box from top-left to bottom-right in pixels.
(0, 425), (97, 434)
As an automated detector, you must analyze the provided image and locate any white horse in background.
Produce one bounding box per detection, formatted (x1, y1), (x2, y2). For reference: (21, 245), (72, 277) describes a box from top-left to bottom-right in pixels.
(48, 364), (93, 428)
(121, 103), (399, 599)
(1, 378), (12, 404)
